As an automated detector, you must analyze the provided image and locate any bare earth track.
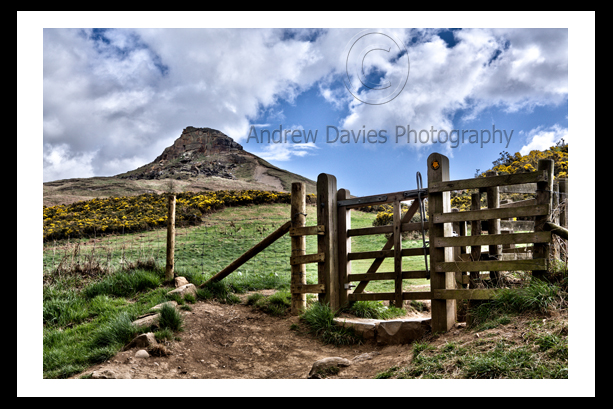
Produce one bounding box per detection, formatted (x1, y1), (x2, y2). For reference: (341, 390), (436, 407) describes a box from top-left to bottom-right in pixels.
(70, 293), (431, 380)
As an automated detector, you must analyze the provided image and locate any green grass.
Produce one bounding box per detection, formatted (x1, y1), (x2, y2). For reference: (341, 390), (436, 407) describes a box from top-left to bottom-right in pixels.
(300, 302), (363, 346)
(247, 291), (292, 316)
(345, 301), (406, 320)
(375, 276), (568, 380)
(158, 303), (184, 331)
(469, 274), (568, 331)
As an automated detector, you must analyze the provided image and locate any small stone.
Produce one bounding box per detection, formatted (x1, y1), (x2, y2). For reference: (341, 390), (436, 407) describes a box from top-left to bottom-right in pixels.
(125, 332), (158, 349)
(308, 357), (352, 379)
(174, 276), (189, 287)
(135, 350), (150, 359)
(167, 283), (197, 299)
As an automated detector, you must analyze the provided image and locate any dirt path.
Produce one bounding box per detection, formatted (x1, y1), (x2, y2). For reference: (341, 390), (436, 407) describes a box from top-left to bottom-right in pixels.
(70, 297), (428, 380)
(253, 165), (284, 192)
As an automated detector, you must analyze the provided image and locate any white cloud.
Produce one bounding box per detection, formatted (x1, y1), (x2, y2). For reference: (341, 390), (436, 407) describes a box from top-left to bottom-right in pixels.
(520, 124), (568, 155)
(339, 28), (568, 151)
(253, 142), (319, 162)
(42, 27), (568, 181)
(42, 143), (96, 182)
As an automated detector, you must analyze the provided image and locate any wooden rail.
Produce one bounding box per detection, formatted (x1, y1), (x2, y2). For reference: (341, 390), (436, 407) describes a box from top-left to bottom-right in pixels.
(200, 220), (292, 288)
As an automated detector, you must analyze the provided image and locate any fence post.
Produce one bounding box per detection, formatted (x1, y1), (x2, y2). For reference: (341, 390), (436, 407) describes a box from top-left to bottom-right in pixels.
(317, 173), (339, 311)
(533, 159), (554, 279)
(485, 171), (501, 286)
(427, 153), (456, 333)
(552, 181), (560, 260)
(291, 182), (307, 315)
(559, 178), (568, 228)
(165, 194), (176, 282)
(393, 199), (403, 308)
(337, 188), (351, 309)
(469, 192), (482, 288)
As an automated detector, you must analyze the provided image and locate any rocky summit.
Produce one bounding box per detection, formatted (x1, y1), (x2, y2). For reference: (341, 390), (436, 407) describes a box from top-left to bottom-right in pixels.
(44, 126), (316, 206)
(118, 126), (247, 181)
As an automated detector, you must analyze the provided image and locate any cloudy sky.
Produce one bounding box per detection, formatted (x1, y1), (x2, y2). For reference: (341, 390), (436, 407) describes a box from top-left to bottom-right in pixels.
(31, 14), (593, 196)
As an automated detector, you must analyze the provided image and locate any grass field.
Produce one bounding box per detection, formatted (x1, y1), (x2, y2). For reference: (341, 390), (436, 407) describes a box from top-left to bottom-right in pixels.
(43, 202), (430, 294)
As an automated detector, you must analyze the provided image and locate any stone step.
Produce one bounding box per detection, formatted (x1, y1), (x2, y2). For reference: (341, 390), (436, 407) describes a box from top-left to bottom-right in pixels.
(333, 317), (431, 345)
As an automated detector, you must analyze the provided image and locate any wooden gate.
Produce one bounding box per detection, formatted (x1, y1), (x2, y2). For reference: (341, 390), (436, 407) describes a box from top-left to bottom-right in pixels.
(290, 152), (567, 333)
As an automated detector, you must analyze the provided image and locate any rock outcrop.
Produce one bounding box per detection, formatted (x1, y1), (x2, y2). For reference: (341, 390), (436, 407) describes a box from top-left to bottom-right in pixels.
(118, 127), (247, 181)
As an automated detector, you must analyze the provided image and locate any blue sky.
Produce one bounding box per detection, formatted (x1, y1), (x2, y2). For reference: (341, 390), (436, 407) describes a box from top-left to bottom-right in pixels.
(35, 22), (585, 197)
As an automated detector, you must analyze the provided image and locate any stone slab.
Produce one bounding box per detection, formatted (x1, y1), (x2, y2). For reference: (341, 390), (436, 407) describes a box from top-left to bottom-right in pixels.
(333, 317), (431, 345)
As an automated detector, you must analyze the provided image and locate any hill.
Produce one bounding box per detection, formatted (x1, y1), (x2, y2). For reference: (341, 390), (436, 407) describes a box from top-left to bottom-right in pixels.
(43, 126), (317, 206)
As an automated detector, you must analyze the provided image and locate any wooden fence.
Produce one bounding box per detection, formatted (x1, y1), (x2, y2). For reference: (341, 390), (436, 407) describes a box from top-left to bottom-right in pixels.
(289, 152), (568, 333)
(203, 152), (568, 334)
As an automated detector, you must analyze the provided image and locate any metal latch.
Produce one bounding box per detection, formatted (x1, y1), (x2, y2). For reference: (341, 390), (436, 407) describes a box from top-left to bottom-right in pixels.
(344, 283), (356, 289)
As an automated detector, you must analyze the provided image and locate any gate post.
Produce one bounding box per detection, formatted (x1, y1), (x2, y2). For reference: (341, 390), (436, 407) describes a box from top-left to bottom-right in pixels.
(317, 174), (339, 311)
(165, 194), (176, 282)
(337, 188), (351, 309)
(427, 153), (456, 333)
(291, 182), (307, 315)
(533, 159), (554, 279)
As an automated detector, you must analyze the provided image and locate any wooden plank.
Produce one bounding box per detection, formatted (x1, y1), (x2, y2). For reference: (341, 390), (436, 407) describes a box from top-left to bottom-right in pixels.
(348, 270), (430, 282)
(500, 252), (533, 260)
(393, 200), (403, 308)
(348, 249), (393, 261)
(433, 231), (552, 248)
(317, 173), (339, 310)
(347, 225), (392, 237)
(499, 183), (537, 194)
(348, 292), (395, 301)
(347, 247), (429, 261)
(352, 199), (422, 294)
(201, 220), (291, 287)
(428, 153), (456, 333)
(348, 292), (433, 302)
(338, 188), (428, 209)
(290, 253), (325, 265)
(428, 171), (547, 193)
(291, 182), (307, 315)
(337, 193), (389, 208)
(469, 193), (482, 289)
(544, 222), (568, 240)
(346, 222), (428, 237)
(337, 188), (351, 308)
(500, 220), (535, 231)
(291, 284), (326, 294)
(433, 204), (549, 224)
(484, 171), (503, 285)
(289, 225), (324, 237)
(434, 258), (547, 273)
(499, 199), (537, 208)
(533, 160), (554, 280)
(559, 178), (568, 228)
(432, 289), (501, 300)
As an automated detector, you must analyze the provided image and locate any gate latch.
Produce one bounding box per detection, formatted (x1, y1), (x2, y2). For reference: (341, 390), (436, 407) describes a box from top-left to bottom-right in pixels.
(344, 283), (356, 289)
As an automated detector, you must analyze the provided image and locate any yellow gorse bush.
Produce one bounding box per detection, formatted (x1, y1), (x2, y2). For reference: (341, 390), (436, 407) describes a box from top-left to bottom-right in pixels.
(43, 190), (316, 242)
